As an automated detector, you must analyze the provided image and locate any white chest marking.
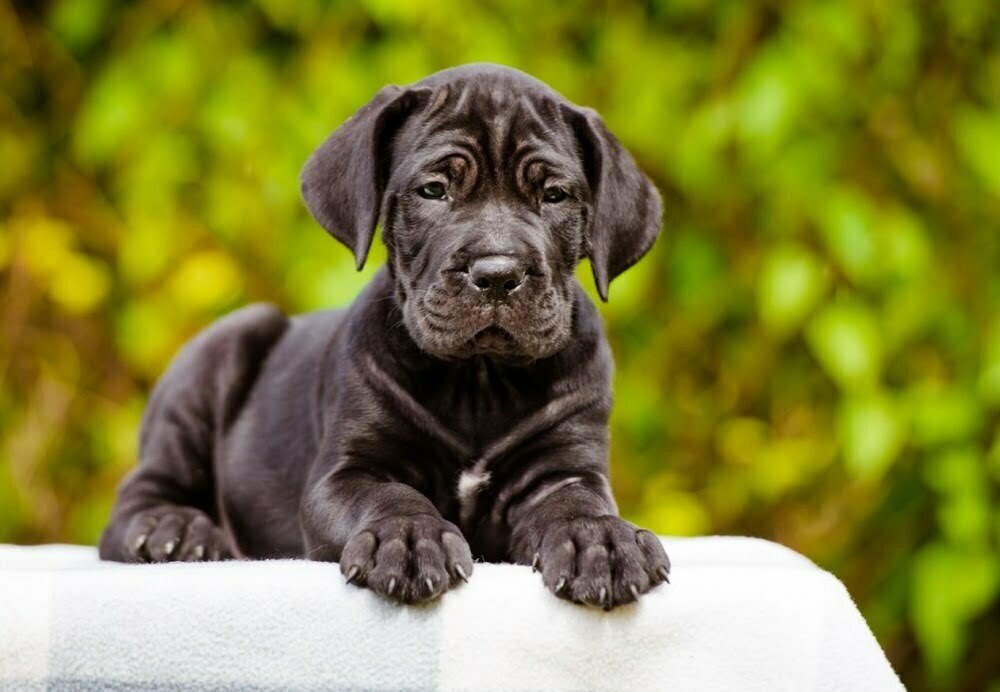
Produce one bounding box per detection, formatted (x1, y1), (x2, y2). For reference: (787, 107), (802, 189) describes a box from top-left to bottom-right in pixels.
(457, 467), (492, 509)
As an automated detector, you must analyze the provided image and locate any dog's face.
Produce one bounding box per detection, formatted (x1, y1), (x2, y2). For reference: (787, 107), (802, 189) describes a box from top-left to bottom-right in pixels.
(302, 64), (662, 362)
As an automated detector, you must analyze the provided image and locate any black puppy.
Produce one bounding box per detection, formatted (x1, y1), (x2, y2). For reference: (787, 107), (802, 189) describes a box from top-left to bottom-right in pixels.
(100, 64), (671, 609)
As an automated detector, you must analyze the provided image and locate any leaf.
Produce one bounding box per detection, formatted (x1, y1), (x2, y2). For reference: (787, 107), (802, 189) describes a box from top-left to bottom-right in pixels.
(167, 250), (243, 312)
(838, 393), (906, 478)
(817, 188), (879, 286)
(806, 299), (883, 391)
(911, 543), (1000, 681)
(907, 384), (984, 448)
(49, 253), (111, 314)
(955, 106), (1000, 196)
(978, 321), (1000, 407)
(881, 207), (932, 282)
(757, 243), (829, 335)
(736, 44), (800, 155)
(48, 0), (109, 53)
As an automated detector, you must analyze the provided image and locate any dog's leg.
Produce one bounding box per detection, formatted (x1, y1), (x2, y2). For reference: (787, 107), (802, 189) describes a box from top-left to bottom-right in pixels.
(499, 417), (672, 609)
(301, 469), (475, 603)
(99, 304), (288, 563)
(510, 476), (671, 609)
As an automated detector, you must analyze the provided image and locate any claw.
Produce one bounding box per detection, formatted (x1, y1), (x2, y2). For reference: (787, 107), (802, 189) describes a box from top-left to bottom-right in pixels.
(132, 534), (148, 552)
(454, 563), (469, 583)
(345, 565), (360, 584)
(531, 553), (540, 573)
(629, 583), (640, 601)
(555, 576), (567, 594)
(657, 566), (670, 583)
(598, 586), (607, 606)
(425, 577), (435, 594)
(387, 578), (396, 597)
(193, 545), (205, 560)
(164, 540), (176, 556)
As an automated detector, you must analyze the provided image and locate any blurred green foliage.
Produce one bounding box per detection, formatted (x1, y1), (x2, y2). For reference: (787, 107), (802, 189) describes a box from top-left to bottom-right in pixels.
(0, 0), (998, 688)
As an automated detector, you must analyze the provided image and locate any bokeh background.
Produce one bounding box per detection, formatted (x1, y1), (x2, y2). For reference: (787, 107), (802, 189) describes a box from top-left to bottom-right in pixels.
(1, 0), (998, 688)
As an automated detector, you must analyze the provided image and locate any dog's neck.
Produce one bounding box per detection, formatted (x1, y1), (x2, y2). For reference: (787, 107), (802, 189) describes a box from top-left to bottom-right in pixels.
(348, 266), (605, 457)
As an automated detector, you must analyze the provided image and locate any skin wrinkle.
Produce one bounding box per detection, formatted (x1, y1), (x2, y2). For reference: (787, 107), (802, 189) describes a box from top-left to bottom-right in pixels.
(425, 85), (450, 117)
(406, 139), (480, 172)
(360, 355), (471, 460)
(361, 349), (604, 479)
(521, 475), (583, 512)
(396, 130), (580, 355)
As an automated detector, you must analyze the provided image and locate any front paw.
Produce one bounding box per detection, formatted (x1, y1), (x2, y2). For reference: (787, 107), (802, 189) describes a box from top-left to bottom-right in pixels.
(534, 515), (670, 609)
(339, 514), (474, 604)
(124, 507), (233, 563)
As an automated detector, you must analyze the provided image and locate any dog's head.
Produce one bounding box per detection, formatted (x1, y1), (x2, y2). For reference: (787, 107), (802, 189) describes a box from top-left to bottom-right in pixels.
(302, 64), (662, 361)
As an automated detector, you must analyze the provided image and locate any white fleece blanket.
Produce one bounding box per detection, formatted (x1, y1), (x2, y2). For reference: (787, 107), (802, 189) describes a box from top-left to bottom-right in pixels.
(0, 537), (902, 691)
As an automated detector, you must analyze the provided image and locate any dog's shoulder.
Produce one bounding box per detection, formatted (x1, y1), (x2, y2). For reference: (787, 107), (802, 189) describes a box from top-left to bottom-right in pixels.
(571, 284), (612, 361)
(535, 284), (614, 395)
(570, 284), (606, 339)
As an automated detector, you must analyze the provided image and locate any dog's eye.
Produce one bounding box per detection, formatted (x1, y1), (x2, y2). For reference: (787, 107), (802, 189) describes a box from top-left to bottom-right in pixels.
(542, 186), (568, 203)
(417, 182), (447, 200)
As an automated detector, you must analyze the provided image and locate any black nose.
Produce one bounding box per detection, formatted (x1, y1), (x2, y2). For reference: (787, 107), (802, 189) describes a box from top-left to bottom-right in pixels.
(468, 255), (526, 298)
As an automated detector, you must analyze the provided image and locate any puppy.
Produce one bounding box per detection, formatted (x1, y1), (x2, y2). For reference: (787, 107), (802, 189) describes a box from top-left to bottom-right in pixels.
(100, 64), (671, 609)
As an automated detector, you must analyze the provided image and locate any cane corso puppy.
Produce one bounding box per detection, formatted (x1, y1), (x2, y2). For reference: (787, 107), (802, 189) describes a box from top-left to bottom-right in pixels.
(100, 63), (671, 608)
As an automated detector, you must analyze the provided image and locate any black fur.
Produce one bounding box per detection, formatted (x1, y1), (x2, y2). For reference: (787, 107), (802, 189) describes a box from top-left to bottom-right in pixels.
(100, 64), (670, 609)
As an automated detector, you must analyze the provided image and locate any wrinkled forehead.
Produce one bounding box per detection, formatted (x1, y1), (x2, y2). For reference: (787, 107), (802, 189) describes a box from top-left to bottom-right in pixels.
(395, 77), (583, 178)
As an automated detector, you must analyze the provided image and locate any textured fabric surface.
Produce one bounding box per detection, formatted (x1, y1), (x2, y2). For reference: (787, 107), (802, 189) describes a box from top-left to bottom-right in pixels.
(0, 537), (903, 691)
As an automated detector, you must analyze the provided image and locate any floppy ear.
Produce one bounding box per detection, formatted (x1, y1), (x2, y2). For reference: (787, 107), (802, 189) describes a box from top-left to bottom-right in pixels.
(561, 104), (663, 301)
(301, 86), (431, 270)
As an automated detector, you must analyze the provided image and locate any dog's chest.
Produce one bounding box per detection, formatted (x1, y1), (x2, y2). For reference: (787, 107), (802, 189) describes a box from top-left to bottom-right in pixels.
(415, 360), (544, 527)
(423, 358), (540, 442)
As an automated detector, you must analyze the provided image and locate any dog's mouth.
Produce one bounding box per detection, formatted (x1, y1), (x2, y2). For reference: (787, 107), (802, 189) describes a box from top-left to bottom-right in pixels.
(404, 286), (574, 362)
(468, 325), (517, 352)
